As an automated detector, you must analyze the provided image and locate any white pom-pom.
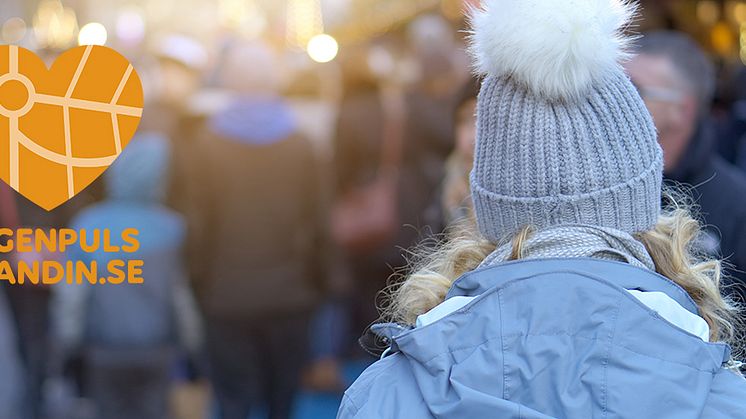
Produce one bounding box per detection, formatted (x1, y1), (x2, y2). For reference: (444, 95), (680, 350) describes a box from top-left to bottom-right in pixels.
(469, 0), (638, 100)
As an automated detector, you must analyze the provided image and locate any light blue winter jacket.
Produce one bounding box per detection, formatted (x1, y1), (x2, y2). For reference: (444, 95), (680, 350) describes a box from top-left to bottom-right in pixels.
(338, 258), (746, 418)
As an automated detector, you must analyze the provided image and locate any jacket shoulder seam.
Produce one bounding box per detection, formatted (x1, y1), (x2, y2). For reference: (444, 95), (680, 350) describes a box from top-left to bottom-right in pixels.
(499, 287), (509, 400)
(601, 294), (623, 418)
(612, 343), (720, 373)
(340, 393), (360, 416)
(344, 355), (406, 410)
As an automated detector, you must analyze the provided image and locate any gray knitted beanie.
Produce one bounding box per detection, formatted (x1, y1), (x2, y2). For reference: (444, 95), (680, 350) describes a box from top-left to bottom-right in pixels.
(468, 0), (663, 242)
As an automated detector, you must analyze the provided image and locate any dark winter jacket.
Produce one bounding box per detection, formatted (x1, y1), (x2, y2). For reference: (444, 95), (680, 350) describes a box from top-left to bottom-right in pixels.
(188, 96), (324, 319)
(666, 121), (746, 306)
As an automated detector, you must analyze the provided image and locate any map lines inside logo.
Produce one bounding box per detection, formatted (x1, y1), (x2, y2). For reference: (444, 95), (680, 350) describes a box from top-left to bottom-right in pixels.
(0, 45), (144, 210)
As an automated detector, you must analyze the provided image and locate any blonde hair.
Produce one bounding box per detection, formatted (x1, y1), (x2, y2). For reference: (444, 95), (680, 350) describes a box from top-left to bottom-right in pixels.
(382, 200), (742, 351)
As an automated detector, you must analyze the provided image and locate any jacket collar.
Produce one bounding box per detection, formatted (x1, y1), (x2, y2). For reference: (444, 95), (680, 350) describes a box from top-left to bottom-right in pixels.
(446, 258), (701, 317)
(368, 258), (714, 360)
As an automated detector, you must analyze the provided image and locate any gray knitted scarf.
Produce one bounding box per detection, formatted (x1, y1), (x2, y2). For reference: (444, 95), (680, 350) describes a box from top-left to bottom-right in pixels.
(479, 225), (656, 271)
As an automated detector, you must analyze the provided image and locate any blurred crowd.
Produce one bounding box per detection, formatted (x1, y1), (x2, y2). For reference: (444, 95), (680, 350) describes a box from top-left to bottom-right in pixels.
(3, 3), (746, 419)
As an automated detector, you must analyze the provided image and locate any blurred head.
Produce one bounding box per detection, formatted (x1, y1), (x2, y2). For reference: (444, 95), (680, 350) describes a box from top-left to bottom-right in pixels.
(339, 44), (380, 92)
(407, 14), (458, 92)
(408, 13), (454, 54)
(215, 40), (283, 95)
(453, 80), (480, 161)
(625, 31), (716, 172)
(106, 134), (171, 203)
(152, 35), (208, 105)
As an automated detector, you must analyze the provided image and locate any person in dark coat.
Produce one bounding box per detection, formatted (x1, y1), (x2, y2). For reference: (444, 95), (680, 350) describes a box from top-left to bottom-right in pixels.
(332, 37), (457, 350)
(625, 31), (746, 308)
(181, 41), (325, 419)
(0, 202), (23, 417)
(0, 183), (85, 419)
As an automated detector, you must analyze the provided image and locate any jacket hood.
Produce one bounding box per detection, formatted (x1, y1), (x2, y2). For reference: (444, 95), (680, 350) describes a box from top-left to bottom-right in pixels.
(208, 95), (296, 146)
(105, 133), (171, 203)
(347, 258), (740, 418)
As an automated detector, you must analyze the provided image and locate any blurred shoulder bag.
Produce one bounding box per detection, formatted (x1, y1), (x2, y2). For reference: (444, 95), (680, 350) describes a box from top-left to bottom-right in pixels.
(331, 86), (407, 253)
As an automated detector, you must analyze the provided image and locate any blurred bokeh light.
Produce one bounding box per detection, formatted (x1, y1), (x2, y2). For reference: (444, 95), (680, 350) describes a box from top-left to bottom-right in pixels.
(307, 33), (339, 63)
(78, 22), (108, 46)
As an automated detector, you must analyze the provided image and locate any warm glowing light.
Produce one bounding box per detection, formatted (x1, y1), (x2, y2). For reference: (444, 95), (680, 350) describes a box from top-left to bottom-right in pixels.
(697, 0), (720, 25)
(218, 0), (267, 38)
(740, 23), (746, 64)
(33, 0), (78, 49)
(736, 3), (746, 23)
(307, 33), (338, 63)
(78, 22), (107, 46)
(287, 0), (324, 48)
(711, 21), (735, 56)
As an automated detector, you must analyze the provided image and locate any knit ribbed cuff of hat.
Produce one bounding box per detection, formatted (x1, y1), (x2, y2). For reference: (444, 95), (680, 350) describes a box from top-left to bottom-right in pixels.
(470, 156), (663, 243)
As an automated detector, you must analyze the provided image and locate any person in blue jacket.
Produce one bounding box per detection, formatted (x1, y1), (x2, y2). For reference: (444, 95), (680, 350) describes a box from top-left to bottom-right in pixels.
(52, 134), (202, 419)
(338, 0), (746, 418)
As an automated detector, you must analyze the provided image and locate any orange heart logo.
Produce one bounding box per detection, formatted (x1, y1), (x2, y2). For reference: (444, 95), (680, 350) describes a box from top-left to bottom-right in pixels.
(0, 45), (143, 211)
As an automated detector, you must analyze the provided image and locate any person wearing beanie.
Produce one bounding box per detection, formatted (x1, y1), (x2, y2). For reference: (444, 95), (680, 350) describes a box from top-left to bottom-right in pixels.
(338, 1), (746, 418)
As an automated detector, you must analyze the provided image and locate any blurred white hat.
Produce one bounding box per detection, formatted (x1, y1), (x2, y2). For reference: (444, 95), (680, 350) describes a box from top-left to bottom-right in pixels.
(153, 34), (209, 71)
(216, 40), (284, 94)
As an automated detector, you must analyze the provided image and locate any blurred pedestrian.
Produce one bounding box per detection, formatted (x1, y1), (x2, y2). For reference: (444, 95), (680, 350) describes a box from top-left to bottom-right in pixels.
(332, 34), (455, 352)
(145, 35), (208, 138)
(184, 41), (324, 419)
(713, 67), (746, 167)
(340, 1), (746, 417)
(0, 184), (23, 419)
(625, 31), (746, 309)
(283, 68), (349, 395)
(145, 35), (212, 236)
(442, 79), (480, 224)
(331, 66), (407, 336)
(0, 283), (23, 419)
(1, 185), (81, 419)
(52, 135), (202, 419)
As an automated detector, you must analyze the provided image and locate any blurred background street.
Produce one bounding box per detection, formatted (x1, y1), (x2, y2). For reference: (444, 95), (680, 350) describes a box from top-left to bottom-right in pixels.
(2, 0), (746, 418)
